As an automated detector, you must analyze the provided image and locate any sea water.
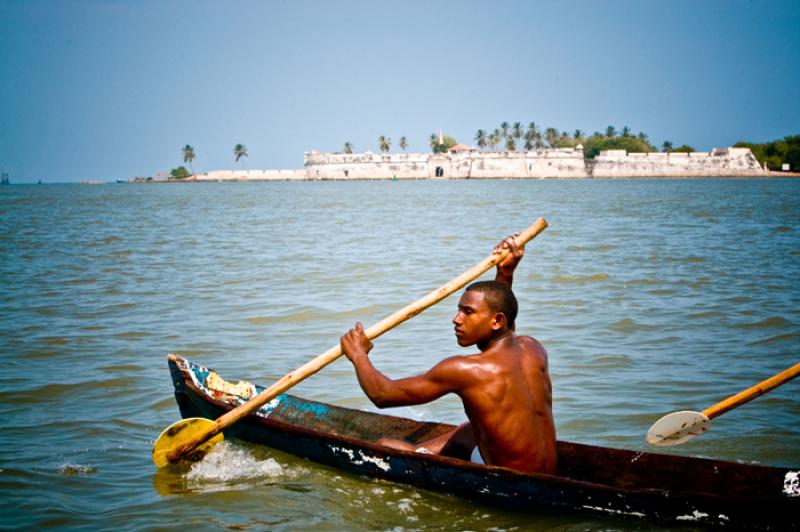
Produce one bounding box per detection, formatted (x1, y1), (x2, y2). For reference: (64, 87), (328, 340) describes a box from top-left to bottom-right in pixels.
(1, 179), (798, 530)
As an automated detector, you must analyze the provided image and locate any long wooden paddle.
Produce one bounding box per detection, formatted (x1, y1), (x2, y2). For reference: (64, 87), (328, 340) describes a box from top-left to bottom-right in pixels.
(646, 361), (800, 446)
(153, 218), (549, 467)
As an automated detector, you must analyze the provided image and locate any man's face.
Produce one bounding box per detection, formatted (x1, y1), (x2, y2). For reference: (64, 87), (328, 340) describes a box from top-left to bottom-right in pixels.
(452, 290), (497, 347)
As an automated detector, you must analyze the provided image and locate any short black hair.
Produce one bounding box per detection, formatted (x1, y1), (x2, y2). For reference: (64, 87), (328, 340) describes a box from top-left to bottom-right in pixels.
(465, 280), (518, 329)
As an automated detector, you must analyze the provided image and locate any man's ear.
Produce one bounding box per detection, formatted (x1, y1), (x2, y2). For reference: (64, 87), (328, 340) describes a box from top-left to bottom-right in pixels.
(491, 312), (507, 331)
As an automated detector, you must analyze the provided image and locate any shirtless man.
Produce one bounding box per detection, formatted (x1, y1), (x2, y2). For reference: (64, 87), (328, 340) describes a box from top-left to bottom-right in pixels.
(340, 236), (557, 474)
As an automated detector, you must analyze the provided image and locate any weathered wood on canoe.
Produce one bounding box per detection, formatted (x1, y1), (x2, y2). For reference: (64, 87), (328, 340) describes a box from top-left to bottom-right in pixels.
(165, 354), (799, 528)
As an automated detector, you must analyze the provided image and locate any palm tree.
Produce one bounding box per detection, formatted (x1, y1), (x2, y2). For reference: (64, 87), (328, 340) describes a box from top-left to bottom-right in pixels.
(512, 122), (523, 143)
(523, 128), (534, 148)
(475, 129), (488, 149)
(505, 135), (516, 151)
(378, 136), (391, 153)
(524, 137), (535, 151)
(430, 133), (440, 152)
(573, 129), (584, 142)
(621, 126), (631, 138)
(637, 132), (649, 142)
(500, 121), (510, 140)
(343, 142), (353, 154)
(545, 128), (559, 148)
(399, 137), (408, 151)
(606, 125), (617, 138)
(523, 124), (533, 149)
(527, 122), (542, 149)
(490, 129), (502, 151)
(662, 141), (674, 153)
(182, 145), (195, 175)
(233, 144), (248, 168)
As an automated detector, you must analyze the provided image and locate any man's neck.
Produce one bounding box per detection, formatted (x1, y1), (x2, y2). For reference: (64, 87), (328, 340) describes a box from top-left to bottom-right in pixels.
(477, 329), (514, 352)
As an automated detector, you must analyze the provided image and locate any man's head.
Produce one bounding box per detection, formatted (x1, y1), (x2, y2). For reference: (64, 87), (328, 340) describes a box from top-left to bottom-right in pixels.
(452, 281), (518, 347)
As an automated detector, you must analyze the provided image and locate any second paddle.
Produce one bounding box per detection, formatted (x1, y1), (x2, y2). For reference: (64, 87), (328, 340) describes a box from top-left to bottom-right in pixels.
(646, 361), (800, 446)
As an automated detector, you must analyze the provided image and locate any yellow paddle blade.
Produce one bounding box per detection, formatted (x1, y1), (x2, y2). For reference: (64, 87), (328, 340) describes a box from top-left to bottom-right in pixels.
(152, 417), (223, 468)
(646, 410), (710, 446)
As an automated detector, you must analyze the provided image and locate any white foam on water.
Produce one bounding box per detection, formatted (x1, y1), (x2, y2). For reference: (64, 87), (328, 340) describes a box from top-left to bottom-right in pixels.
(395, 498), (414, 513)
(186, 442), (296, 485)
(59, 463), (97, 475)
(388, 497), (419, 523)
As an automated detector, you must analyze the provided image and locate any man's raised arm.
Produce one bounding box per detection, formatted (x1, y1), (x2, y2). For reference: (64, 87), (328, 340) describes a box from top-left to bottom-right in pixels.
(340, 322), (467, 408)
(494, 233), (525, 287)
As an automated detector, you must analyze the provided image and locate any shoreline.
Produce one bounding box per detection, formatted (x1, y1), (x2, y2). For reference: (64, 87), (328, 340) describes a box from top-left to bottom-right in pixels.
(126, 172), (800, 184)
(119, 147), (798, 183)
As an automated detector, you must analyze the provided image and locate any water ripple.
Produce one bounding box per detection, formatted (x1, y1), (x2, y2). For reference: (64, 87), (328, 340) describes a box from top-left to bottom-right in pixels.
(1, 179), (799, 530)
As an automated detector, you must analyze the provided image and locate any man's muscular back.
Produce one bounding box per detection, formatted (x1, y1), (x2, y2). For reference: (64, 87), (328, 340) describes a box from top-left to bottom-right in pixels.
(457, 334), (556, 474)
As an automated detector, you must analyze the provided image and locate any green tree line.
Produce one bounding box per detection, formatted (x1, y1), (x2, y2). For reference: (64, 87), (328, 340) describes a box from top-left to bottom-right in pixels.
(473, 122), (686, 159)
(734, 135), (800, 171)
(173, 132), (799, 177)
(344, 123), (700, 158)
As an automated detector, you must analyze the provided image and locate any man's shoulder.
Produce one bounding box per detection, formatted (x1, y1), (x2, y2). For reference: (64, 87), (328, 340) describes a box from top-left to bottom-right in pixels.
(427, 354), (488, 387)
(515, 333), (544, 346)
(431, 354), (479, 373)
(515, 334), (548, 357)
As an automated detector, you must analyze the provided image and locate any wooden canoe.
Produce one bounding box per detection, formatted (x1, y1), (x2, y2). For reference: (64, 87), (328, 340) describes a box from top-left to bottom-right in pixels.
(165, 354), (799, 528)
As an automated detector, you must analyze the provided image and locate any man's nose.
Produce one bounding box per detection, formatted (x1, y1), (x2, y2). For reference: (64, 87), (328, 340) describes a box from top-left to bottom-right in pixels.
(452, 312), (462, 324)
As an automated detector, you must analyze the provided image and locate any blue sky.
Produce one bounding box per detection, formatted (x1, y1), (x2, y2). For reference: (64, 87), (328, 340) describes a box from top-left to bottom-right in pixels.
(1, 0), (798, 183)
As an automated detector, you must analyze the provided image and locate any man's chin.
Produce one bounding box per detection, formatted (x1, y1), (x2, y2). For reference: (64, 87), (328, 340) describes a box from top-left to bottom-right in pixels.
(455, 336), (475, 347)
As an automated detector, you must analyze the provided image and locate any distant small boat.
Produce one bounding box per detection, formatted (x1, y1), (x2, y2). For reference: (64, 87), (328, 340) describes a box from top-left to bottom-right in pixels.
(165, 354), (799, 528)
(1, 172), (9, 185)
(116, 179), (128, 184)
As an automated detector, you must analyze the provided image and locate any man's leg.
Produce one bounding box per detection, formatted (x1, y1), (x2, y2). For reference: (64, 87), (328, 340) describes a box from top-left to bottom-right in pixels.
(374, 437), (416, 452)
(376, 422), (475, 460)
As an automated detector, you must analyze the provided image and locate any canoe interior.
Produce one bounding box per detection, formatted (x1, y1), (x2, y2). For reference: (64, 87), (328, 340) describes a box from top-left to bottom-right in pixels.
(166, 354), (799, 526)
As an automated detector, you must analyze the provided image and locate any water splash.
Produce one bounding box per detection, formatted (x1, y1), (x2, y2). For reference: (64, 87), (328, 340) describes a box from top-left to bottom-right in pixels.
(59, 463), (97, 475)
(186, 443), (297, 485)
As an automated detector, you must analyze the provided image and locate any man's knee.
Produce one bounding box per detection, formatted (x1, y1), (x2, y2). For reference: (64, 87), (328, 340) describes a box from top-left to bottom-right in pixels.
(438, 423), (475, 459)
(376, 437), (416, 451)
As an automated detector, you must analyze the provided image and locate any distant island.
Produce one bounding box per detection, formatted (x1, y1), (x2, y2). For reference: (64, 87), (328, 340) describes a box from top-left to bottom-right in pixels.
(127, 128), (798, 183)
(128, 146), (777, 182)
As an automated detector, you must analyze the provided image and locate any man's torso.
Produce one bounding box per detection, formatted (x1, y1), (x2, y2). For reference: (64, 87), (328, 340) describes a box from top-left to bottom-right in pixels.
(457, 335), (557, 474)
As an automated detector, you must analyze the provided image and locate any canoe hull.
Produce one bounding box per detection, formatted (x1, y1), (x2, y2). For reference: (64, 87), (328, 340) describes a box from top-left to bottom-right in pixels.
(166, 355), (799, 528)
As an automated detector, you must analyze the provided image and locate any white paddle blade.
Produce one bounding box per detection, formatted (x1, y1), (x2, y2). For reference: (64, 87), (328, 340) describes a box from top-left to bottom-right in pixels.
(646, 411), (710, 446)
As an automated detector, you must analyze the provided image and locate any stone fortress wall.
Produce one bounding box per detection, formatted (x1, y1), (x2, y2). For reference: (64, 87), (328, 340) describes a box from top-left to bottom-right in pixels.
(195, 169), (307, 181)
(591, 147), (764, 178)
(194, 146), (765, 181)
(302, 149), (589, 179)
